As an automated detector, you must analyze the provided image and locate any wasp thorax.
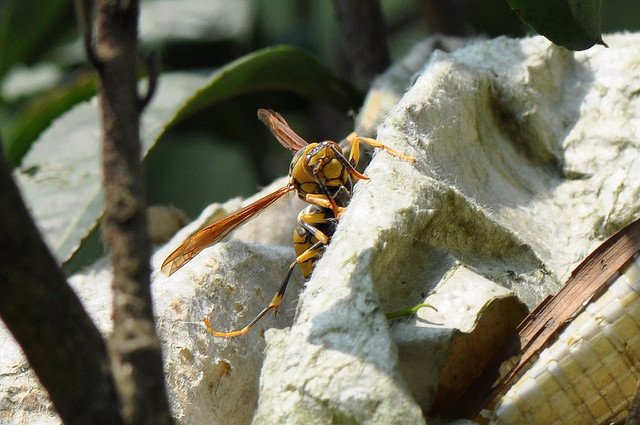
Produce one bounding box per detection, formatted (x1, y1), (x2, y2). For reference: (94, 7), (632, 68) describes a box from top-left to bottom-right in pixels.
(288, 141), (352, 203)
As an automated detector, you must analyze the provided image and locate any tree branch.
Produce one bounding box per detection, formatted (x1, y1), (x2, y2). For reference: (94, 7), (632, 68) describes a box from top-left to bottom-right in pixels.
(137, 51), (159, 111)
(0, 142), (122, 425)
(76, 1), (172, 423)
(332, 0), (391, 87)
(74, 0), (102, 69)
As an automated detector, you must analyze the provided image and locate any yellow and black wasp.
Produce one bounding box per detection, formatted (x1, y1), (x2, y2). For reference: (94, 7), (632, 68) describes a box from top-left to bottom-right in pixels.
(161, 109), (415, 337)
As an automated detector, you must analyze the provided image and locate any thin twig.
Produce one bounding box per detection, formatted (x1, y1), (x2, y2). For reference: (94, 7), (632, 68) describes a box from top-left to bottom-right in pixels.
(137, 52), (159, 111)
(78, 0), (173, 423)
(73, 0), (102, 69)
(332, 0), (391, 87)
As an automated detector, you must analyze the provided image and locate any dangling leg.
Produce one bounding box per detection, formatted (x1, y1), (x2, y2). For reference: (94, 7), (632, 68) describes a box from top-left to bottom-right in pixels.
(204, 241), (326, 338)
(204, 260), (297, 338)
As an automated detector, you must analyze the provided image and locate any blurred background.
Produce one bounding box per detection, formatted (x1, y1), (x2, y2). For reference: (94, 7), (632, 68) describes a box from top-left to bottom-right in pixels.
(1, 0), (638, 219)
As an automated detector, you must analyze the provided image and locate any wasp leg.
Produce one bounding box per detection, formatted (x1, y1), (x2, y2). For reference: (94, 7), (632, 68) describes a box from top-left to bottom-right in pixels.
(346, 132), (416, 164)
(296, 206), (334, 244)
(204, 241), (326, 338)
(327, 143), (369, 181)
(310, 159), (365, 216)
(305, 171), (344, 217)
(304, 193), (347, 218)
(306, 147), (364, 216)
(204, 260), (297, 338)
(293, 205), (336, 279)
(308, 172), (343, 217)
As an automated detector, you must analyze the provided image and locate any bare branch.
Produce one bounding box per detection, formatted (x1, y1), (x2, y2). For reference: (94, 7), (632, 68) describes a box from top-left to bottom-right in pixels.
(137, 51), (159, 111)
(0, 143), (122, 425)
(73, 0), (102, 69)
(83, 0), (173, 423)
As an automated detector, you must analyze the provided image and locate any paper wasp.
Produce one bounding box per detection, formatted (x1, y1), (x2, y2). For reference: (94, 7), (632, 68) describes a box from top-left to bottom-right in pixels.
(162, 109), (415, 337)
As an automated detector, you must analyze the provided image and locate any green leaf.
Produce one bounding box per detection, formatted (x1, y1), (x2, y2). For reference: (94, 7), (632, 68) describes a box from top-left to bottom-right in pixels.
(505, 0), (606, 51)
(3, 72), (97, 166)
(13, 45), (358, 266)
(172, 45), (360, 122)
(386, 303), (437, 320)
(0, 0), (74, 79)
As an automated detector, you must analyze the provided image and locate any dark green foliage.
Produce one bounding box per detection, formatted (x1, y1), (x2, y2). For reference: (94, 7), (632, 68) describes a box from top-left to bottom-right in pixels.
(505, 0), (605, 50)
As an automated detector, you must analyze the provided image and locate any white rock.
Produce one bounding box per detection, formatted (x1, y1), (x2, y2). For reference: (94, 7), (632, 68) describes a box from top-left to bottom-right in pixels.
(254, 33), (640, 423)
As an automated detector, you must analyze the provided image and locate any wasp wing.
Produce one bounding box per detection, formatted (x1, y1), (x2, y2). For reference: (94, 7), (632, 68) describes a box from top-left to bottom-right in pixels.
(161, 185), (295, 276)
(257, 108), (308, 152)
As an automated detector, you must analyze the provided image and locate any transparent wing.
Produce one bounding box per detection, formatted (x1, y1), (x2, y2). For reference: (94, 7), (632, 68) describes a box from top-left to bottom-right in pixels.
(161, 185), (294, 276)
(257, 108), (308, 152)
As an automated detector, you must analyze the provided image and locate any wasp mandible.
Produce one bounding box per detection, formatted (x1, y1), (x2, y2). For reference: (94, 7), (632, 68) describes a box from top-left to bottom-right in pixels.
(162, 109), (415, 337)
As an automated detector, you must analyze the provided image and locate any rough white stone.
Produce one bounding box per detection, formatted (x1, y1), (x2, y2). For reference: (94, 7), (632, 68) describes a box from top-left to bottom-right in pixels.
(254, 33), (640, 424)
(391, 265), (528, 413)
(152, 177), (306, 425)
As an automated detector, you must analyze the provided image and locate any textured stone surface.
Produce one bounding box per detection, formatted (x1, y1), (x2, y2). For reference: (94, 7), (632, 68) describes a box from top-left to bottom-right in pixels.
(254, 33), (640, 423)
